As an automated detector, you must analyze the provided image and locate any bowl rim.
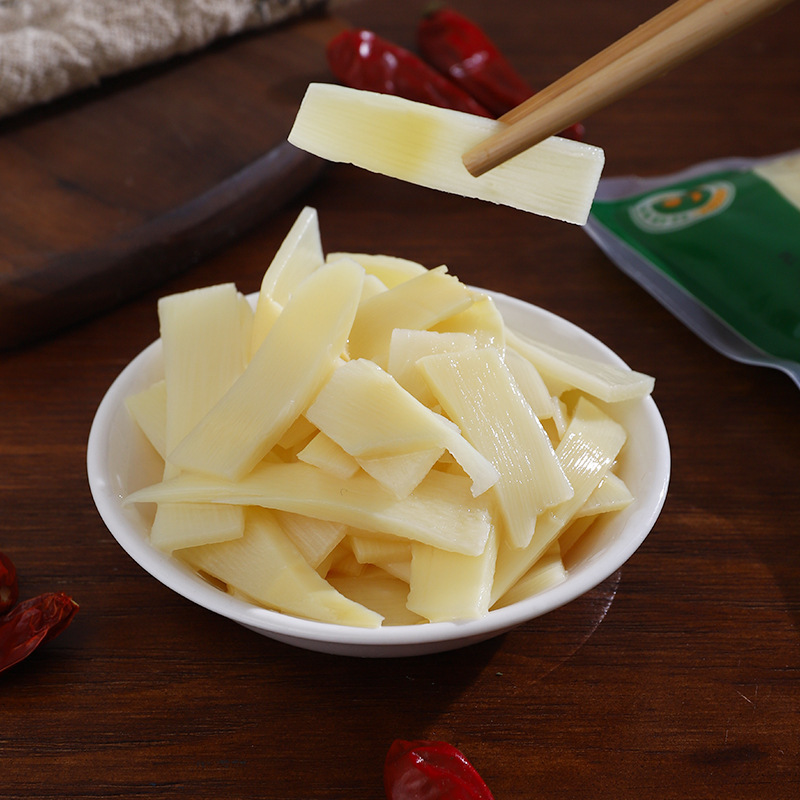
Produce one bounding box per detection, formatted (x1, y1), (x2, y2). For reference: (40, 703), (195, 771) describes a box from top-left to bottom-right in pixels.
(87, 287), (670, 651)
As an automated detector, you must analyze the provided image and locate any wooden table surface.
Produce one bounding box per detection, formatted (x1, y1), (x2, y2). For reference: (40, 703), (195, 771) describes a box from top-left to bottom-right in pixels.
(1, 1), (798, 798)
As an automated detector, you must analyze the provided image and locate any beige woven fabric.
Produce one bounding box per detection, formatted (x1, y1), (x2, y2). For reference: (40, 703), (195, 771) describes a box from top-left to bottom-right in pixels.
(0, 0), (325, 118)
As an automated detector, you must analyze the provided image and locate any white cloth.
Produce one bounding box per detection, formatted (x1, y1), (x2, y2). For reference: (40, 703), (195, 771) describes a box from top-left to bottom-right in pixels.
(0, 0), (325, 118)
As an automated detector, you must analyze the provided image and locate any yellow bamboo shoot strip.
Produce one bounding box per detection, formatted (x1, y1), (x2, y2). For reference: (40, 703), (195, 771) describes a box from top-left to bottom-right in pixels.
(407, 525), (498, 622)
(347, 265), (474, 368)
(179, 508), (382, 628)
(356, 447), (446, 499)
(250, 206), (324, 354)
(418, 347), (573, 549)
(328, 568), (425, 626)
(272, 510), (347, 570)
(432, 292), (505, 350)
(327, 252), (428, 288)
(288, 84), (605, 225)
(387, 329), (477, 407)
(491, 543), (566, 610)
(168, 260), (365, 482)
(152, 284), (250, 552)
(575, 471), (633, 518)
(507, 329), (655, 403)
(305, 357), (499, 498)
(491, 397), (627, 604)
(125, 380), (167, 459)
(503, 347), (556, 421)
(297, 432), (360, 479)
(125, 461), (493, 557)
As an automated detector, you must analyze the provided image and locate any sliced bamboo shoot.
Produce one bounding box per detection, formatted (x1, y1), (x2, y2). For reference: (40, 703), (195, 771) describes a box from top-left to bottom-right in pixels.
(347, 265), (474, 368)
(179, 508), (382, 627)
(407, 525), (498, 622)
(304, 357), (499, 497)
(272, 510), (347, 569)
(125, 461), (493, 556)
(168, 260), (365, 481)
(297, 431), (360, 479)
(387, 329), (477, 407)
(327, 252), (427, 288)
(491, 542), (566, 609)
(288, 83), (605, 225)
(251, 206), (324, 353)
(125, 380), (167, 459)
(432, 291), (505, 349)
(418, 347), (573, 549)
(491, 397), (627, 604)
(507, 329), (655, 402)
(153, 283), (250, 552)
(328, 568), (424, 626)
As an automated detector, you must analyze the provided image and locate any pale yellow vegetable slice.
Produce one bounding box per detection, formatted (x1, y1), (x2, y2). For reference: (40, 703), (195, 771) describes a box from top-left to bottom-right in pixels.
(491, 396), (627, 604)
(125, 379), (167, 459)
(304, 357), (499, 497)
(288, 83), (605, 225)
(251, 206), (324, 353)
(491, 542), (566, 609)
(152, 283), (250, 552)
(347, 265), (474, 368)
(297, 431), (360, 479)
(557, 514), (597, 558)
(507, 329), (655, 403)
(328, 568), (424, 626)
(326, 252), (427, 288)
(432, 291), (505, 349)
(356, 447), (446, 499)
(407, 525), (498, 622)
(179, 508), (382, 627)
(503, 347), (555, 420)
(350, 533), (413, 566)
(168, 259), (365, 481)
(157, 504), (246, 554)
(272, 510), (347, 569)
(387, 329), (477, 407)
(125, 461), (493, 556)
(418, 347), (573, 549)
(575, 471), (633, 518)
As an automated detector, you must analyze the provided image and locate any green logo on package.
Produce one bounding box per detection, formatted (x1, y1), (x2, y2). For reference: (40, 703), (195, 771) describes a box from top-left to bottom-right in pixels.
(629, 180), (736, 233)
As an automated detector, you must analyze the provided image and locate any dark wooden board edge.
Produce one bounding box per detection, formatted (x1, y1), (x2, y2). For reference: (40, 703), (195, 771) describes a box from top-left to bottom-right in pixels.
(0, 142), (325, 350)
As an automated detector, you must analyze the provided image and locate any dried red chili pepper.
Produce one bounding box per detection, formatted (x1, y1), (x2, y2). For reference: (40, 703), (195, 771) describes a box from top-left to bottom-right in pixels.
(0, 551), (19, 614)
(384, 739), (495, 800)
(326, 29), (492, 118)
(417, 5), (584, 139)
(0, 591), (79, 675)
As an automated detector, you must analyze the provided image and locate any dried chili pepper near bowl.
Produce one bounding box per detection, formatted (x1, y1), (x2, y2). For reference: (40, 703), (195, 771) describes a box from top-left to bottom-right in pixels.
(384, 739), (495, 800)
(417, 4), (584, 138)
(326, 28), (492, 117)
(0, 551), (19, 614)
(0, 591), (79, 675)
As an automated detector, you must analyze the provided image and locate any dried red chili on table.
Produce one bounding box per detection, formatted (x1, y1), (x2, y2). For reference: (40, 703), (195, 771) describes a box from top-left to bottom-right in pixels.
(326, 29), (492, 117)
(417, 5), (584, 139)
(384, 739), (495, 800)
(0, 591), (79, 675)
(0, 551), (19, 614)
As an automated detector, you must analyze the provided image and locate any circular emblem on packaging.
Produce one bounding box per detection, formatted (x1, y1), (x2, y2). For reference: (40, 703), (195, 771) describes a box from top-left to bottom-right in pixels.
(629, 180), (736, 233)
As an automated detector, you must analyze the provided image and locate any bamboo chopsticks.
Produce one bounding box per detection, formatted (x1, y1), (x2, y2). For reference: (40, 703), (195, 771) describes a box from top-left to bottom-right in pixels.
(462, 0), (794, 177)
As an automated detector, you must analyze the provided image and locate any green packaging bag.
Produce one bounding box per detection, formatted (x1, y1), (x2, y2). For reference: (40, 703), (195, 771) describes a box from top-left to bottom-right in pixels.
(586, 150), (800, 388)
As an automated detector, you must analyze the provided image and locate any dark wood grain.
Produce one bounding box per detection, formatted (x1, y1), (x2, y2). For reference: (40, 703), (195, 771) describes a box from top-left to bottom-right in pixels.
(1, 2), (799, 798)
(0, 10), (344, 350)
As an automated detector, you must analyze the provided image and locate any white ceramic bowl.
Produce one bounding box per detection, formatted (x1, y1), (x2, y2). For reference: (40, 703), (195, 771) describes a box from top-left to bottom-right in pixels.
(87, 289), (670, 657)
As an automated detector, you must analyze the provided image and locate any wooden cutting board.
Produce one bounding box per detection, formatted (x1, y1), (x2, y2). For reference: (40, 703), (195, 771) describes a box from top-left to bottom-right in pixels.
(0, 10), (348, 350)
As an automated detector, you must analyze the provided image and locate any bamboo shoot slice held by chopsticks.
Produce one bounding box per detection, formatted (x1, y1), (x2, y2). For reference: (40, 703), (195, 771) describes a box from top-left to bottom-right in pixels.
(289, 0), (793, 223)
(288, 83), (605, 225)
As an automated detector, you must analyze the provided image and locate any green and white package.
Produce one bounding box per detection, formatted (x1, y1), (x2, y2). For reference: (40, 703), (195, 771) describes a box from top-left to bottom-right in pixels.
(586, 150), (800, 388)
